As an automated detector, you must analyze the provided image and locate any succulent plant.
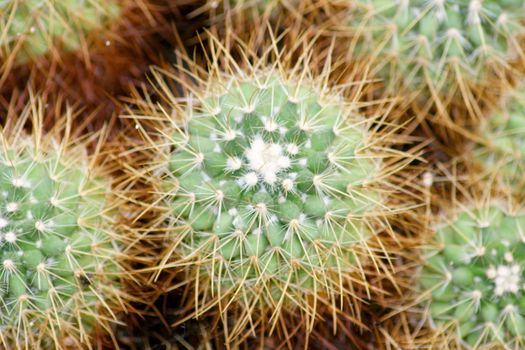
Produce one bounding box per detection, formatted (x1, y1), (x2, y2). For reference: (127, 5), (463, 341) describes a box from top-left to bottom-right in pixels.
(420, 202), (525, 348)
(1, 0), (121, 63)
(473, 90), (525, 189)
(125, 46), (420, 342)
(0, 108), (122, 348)
(166, 72), (380, 292)
(351, 0), (525, 94)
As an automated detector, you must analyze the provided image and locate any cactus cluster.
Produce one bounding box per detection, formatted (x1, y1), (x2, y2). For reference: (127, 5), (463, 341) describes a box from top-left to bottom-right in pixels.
(0, 128), (120, 348)
(159, 70), (391, 334)
(1, 0), (121, 63)
(420, 203), (525, 348)
(473, 91), (525, 189)
(5, 0), (525, 347)
(352, 0), (525, 92)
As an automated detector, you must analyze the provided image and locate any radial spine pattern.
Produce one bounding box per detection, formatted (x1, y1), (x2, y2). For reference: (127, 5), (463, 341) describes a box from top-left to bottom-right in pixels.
(167, 73), (380, 284)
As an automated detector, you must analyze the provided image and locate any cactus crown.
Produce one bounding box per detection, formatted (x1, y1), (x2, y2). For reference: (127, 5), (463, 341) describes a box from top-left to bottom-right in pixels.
(421, 203), (525, 348)
(0, 113), (121, 348)
(474, 91), (525, 188)
(354, 0), (525, 89)
(1, 0), (121, 63)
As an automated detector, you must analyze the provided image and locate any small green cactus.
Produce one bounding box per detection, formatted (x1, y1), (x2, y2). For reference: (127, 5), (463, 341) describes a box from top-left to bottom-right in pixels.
(420, 203), (525, 348)
(0, 113), (122, 348)
(352, 0), (525, 93)
(167, 72), (379, 289)
(1, 0), (121, 63)
(473, 91), (525, 189)
(137, 63), (414, 340)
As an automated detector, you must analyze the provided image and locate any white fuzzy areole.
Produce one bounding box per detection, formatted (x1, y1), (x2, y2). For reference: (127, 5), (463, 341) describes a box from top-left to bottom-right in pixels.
(226, 156), (242, 171)
(3, 259), (14, 270)
(245, 136), (291, 185)
(486, 263), (522, 296)
(6, 202), (18, 212)
(243, 172), (259, 187)
(467, 0), (482, 25)
(4, 231), (16, 243)
(12, 178), (31, 188)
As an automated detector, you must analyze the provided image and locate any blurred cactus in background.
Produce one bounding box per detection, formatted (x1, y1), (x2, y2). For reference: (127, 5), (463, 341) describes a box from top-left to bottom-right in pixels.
(352, 0), (525, 92)
(0, 0), (121, 64)
(473, 90), (525, 190)
(421, 202), (525, 348)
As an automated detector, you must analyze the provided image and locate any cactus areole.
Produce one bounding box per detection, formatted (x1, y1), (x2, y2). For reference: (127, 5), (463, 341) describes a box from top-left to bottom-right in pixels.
(421, 204), (525, 348)
(164, 73), (381, 307)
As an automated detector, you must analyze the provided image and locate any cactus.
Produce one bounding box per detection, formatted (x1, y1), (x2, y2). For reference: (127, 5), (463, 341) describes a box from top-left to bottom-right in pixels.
(420, 202), (525, 348)
(1, 0), (121, 64)
(473, 90), (525, 189)
(166, 73), (380, 283)
(0, 107), (122, 348)
(124, 41), (422, 341)
(351, 0), (525, 95)
(166, 72), (380, 295)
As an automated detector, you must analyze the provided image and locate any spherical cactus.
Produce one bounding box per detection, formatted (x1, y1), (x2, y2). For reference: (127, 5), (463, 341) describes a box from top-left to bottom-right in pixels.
(473, 90), (525, 189)
(351, 0), (525, 94)
(166, 73), (380, 296)
(420, 202), (525, 348)
(0, 108), (123, 348)
(125, 37), (420, 341)
(1, 0), (121, 64)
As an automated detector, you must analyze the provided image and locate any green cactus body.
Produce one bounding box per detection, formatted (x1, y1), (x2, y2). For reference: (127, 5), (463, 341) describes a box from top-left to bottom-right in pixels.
(162, 72), (383, 324)
(1, 0), (121, 63)
(421, 204), (525, 348)
(474, 92), (525, 188)
(353, 0), (525, 91)
(0, 135), (119, 348)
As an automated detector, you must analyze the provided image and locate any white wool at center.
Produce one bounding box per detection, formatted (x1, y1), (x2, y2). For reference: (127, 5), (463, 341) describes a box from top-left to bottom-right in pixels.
(245, 136), (291, 184)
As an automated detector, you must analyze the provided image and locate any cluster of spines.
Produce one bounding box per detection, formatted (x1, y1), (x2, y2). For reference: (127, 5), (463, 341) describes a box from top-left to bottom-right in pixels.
(0, 124), (121, 349)
(420, 203), (525, 348)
